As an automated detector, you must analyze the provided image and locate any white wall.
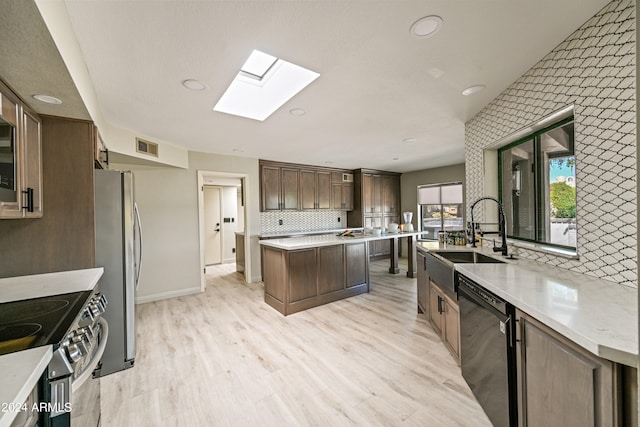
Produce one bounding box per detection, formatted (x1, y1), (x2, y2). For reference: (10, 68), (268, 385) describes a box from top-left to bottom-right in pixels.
(109, 163), (201, 303)
(106, 124), (189, 169)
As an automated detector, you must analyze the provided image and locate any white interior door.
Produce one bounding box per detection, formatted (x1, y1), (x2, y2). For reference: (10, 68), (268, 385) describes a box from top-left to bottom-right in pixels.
(204, 186), (222, 265)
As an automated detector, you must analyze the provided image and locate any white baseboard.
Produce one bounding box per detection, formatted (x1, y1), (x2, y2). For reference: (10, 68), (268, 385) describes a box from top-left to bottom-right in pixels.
(135, 286), (202, 304)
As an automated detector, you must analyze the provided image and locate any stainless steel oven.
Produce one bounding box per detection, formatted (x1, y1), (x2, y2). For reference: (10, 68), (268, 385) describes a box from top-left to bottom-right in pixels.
(457, 273), (517, 427)
(44, 292), (108, 427)
(0, 290), (108, 427)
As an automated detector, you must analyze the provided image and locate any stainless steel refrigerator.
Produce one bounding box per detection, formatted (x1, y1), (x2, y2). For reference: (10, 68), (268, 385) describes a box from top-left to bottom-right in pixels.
(93, 169), (142, 377)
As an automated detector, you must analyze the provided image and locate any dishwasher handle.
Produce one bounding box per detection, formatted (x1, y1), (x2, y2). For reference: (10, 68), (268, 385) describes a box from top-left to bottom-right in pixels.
(503, 315), (514, 348)
(458, 283), (510, 321)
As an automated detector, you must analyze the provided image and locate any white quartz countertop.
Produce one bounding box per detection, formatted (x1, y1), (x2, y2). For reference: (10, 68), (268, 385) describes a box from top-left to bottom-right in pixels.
(454, 259), (638, 366)
(259, 228), (363, 239)
(0, 346), (52, 427)
(0, 268), (104, 303)
(259, 231), (421, 250)
(0, 268), (105, 426)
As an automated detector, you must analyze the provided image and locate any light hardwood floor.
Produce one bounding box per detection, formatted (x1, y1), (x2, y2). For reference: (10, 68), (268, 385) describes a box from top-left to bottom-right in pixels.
(100, 259), (492, 426)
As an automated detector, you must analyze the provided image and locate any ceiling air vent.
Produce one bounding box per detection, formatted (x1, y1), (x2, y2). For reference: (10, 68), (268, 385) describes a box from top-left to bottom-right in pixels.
(136, 138), (159, 157)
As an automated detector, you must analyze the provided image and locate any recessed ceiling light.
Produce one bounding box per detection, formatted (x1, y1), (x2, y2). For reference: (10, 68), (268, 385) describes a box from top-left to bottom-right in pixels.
(32, 94), (62, 104)
(182, 79), (208, 91)
(410, 15), (443, 38)
(462, 85), (486, 96)
(289, 108), (306, 116)
(403, 138), (416, 144)
(214, 49), (320, 121)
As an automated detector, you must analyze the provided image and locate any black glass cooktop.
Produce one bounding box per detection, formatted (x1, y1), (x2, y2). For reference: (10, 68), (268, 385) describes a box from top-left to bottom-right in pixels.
(0, 291), (92, 355)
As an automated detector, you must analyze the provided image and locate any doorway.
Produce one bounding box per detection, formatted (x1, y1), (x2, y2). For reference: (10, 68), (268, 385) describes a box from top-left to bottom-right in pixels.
(197, 171), (249, 291)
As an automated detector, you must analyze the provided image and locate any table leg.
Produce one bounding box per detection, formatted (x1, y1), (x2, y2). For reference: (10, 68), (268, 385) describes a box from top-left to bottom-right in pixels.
(407, 235), (417, 278)
(389, 237), (400, 274)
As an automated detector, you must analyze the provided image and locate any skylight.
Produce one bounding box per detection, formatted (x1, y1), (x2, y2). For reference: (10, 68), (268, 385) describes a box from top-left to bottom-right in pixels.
(240, 50), (278, 79)
(213, 50), (320, 121)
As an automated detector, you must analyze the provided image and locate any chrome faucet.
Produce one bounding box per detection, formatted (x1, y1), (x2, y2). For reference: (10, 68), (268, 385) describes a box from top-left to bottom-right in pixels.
(469, 196), (509, 257)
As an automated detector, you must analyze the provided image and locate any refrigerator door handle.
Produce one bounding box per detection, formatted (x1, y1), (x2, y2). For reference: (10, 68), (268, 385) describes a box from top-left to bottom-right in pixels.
(134, 202), (143, 290)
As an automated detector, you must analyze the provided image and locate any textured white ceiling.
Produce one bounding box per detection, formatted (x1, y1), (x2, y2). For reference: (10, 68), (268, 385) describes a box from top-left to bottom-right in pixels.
(55, 1), (610, 172)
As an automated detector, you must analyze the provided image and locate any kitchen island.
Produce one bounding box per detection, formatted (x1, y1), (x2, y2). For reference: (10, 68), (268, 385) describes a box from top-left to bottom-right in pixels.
(260, 231), (419, 315)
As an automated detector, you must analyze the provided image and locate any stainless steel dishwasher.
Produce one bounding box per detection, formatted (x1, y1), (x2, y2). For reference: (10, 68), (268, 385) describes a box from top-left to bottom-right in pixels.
(457, 273), (517, 427)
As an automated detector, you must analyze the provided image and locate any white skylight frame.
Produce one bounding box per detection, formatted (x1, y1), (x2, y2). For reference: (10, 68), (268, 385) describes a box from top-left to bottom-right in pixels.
(214, 50), (320, 121)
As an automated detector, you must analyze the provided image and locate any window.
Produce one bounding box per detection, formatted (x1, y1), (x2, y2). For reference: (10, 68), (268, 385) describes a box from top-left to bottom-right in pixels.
(498, 117), (576, 250)
(417, 183), (464, 240)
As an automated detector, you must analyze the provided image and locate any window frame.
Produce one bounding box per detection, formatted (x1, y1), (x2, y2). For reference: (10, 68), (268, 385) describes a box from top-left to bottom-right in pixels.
(417, 182), (464, 241)
(497, 115), (576, 251)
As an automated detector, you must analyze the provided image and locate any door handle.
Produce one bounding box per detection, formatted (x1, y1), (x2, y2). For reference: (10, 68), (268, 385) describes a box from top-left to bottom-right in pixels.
(214, 229), (220, 232)
(22, 188), (34, 212)
(437, 296), (443, 314)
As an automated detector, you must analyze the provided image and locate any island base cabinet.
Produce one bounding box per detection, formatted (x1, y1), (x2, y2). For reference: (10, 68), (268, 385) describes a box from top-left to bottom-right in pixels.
(289, 249), (318, 302)
(345, 242), (367, 287)
(262, 242), (369, 316)
(318, 245), (345, 295)
(263, 247), (286, 303)
(515, 309), (636, 427)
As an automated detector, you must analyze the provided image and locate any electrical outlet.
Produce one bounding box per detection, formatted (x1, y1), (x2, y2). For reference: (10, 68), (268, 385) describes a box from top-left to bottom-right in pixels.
(232, 248), (235, 253)
(338, 217), (341, 222)
(279, 219), (283, 225)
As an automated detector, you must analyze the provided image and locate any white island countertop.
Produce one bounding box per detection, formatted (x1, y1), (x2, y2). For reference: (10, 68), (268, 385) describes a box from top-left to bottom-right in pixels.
(455, 260), (638, 367)
(259, 231), (421, 250)
(0, 268), (104, 427)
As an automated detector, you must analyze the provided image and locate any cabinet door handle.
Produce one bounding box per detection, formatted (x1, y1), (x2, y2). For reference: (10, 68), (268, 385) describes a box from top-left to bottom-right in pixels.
(22, 188), (34, 213)
(437, 296), (443, 314)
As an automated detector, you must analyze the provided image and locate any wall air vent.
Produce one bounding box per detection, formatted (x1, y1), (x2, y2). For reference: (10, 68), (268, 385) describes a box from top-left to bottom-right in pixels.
(342, 173), (353, 183)
(136, 138), (159, 157)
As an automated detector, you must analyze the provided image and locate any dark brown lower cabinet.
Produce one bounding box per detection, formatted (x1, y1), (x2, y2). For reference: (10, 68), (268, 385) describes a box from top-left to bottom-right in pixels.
(262, 242), (369, 315)
(345, 242), (367, 287)
(289, 249), (318, 302)
(429, 280), (460, 364)
(318, 245), (344, 295)
(516, 309), (638, 427)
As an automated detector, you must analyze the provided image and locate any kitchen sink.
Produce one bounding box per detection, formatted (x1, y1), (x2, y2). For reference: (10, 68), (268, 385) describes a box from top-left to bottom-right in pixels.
(424, 250), (504, 298)
(431, 250), (505, 264)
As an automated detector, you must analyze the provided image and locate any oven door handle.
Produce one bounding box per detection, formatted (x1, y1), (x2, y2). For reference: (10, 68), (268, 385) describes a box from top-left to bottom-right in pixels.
(72, 317), (109, 391)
